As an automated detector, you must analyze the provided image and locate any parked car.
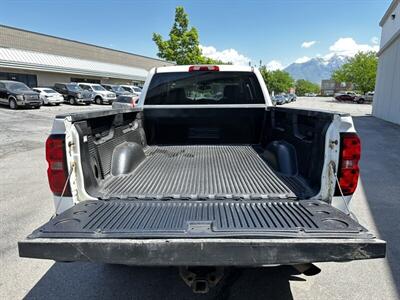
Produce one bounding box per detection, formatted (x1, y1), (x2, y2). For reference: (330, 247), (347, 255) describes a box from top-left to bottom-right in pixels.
(102, 84), (133, 97)
(121, 85), (142, 96)
(272, 94), (286, 105)
(78, 83), (116, 105)
(334, 91), (359, 101)
(0, 80), (41, 109)
(281, 93), (290, 103)
(355, 91), (374, 104)
(53, 83), (92, 105)
(32, 88), (64, 105)
(20, 65), (385, 294)
(288, 93), (297, 102)
(112, 94), (139, 109)
(305, 92), (317, 97)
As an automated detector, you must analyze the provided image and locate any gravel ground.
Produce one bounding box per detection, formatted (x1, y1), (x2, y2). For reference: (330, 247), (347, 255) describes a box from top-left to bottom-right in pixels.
(0, 98), (399, 300)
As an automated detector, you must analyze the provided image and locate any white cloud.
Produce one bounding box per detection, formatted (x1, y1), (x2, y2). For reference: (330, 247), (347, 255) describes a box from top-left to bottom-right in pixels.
(371, 36), (379, 45)
(278, 37), (379, 67)
(328, 37), (379, 57)
(200, 45), (250, 65)
(295, 56), (311, 63)
(301, 41), (317, 48)
(266, 60), (284, 71)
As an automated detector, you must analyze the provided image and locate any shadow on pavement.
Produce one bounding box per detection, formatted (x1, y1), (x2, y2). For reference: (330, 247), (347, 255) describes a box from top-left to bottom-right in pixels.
(353, 116), (400, 296)
(24, 263), (303, 299)
(325, 100), (370, 105)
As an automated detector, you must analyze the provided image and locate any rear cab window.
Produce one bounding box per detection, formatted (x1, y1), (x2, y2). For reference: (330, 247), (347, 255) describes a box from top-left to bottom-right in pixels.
(145, 71), (264, 105)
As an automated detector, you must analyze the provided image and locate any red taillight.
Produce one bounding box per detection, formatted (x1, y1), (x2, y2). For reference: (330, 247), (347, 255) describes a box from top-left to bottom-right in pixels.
(131, 96), (139, 107)
(46, 135), (71, 196)
(189, 65), (219, 72)
(336, 133), (361, 196)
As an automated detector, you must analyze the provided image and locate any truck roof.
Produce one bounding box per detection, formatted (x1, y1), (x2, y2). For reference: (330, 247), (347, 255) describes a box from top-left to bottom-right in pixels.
(154, 65), (254, 73)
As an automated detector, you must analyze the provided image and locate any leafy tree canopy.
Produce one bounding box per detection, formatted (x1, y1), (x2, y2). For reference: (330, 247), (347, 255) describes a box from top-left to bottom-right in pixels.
(153, 7), (223, 65)
(259, 66), (294, 94)
(332, 51), (378, 94)
(295, 79), (320, 96)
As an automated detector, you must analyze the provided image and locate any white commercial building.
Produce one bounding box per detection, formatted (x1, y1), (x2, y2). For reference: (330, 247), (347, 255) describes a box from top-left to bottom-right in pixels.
(0, 25), (173, 87)
(373, 0), (400, 125)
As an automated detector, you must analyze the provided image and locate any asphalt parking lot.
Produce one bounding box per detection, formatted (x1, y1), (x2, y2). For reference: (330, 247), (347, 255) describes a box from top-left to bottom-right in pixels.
(0, 98), (399, 300)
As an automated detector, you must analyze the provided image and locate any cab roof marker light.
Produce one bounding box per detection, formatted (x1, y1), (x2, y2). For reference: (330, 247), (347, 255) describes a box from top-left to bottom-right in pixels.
(189, 66), (220, 72)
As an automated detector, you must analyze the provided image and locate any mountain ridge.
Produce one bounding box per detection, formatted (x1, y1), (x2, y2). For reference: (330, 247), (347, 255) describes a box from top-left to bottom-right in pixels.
(284, 55), (348, 84)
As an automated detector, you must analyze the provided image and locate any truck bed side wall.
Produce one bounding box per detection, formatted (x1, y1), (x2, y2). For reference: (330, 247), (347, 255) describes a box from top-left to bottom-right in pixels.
(73, 108), (332, 200)
(263, 108), (333, 194)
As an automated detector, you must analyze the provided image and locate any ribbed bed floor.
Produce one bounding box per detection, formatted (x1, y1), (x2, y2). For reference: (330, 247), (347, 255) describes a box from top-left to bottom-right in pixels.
(100, 145), (310, 199)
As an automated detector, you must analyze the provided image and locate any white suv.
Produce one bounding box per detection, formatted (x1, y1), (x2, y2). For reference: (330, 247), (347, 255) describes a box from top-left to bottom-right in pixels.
(78, 83), (116, 105)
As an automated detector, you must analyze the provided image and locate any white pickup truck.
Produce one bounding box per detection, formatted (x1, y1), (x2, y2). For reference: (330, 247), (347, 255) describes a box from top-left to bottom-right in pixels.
(19, 65), (385, 293)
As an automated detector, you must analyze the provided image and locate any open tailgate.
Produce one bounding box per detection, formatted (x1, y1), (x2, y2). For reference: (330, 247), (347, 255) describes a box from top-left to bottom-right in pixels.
(19, 200), (385, 266)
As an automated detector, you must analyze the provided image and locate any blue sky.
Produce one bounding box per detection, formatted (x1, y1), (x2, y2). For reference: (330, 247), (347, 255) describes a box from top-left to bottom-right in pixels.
(1, 0), (392, 68)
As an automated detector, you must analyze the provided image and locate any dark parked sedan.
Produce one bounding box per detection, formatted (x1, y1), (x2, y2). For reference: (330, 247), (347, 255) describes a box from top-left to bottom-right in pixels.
(335, 92), (358, 101)
(0, 80), (41, 109)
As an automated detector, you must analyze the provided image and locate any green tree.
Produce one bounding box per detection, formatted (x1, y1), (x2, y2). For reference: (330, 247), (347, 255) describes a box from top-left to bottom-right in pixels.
(152, 6), (222, 65)
(295, 79), (320, 96)
(332, 51), (378, 94)
(260, 66), (294, 93)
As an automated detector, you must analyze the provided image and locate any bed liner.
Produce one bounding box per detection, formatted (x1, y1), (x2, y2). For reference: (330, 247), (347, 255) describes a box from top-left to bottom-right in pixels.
(99, 145), (314, 200)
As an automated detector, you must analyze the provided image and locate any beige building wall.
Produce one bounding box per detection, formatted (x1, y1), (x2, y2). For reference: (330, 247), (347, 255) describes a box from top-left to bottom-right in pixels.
(36, 72), (73, 86)
(102, 78), (133, 85)
(0, 25), (173, 70)
(0, 67), (38, 75)
(0, 25), (173, 87)
(0, 67), (138, 86)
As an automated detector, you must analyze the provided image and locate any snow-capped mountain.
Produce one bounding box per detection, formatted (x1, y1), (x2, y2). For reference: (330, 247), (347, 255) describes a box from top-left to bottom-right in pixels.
(284, 55), (348, 84)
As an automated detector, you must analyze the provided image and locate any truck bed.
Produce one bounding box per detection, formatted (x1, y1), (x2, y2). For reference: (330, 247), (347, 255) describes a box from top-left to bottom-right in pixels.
(19, 73), (387, 269)
(99, 145), (313, 200)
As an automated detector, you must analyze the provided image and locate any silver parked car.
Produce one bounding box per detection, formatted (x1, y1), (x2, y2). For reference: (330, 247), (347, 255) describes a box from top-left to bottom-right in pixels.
(102, 84), (133, 97)
(288, 93), (297, 102)
(355, 91), (374, 104)
(78, 83), (116, 104)
(112, 94), (139, 109)
(272, 95), (286, 105)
